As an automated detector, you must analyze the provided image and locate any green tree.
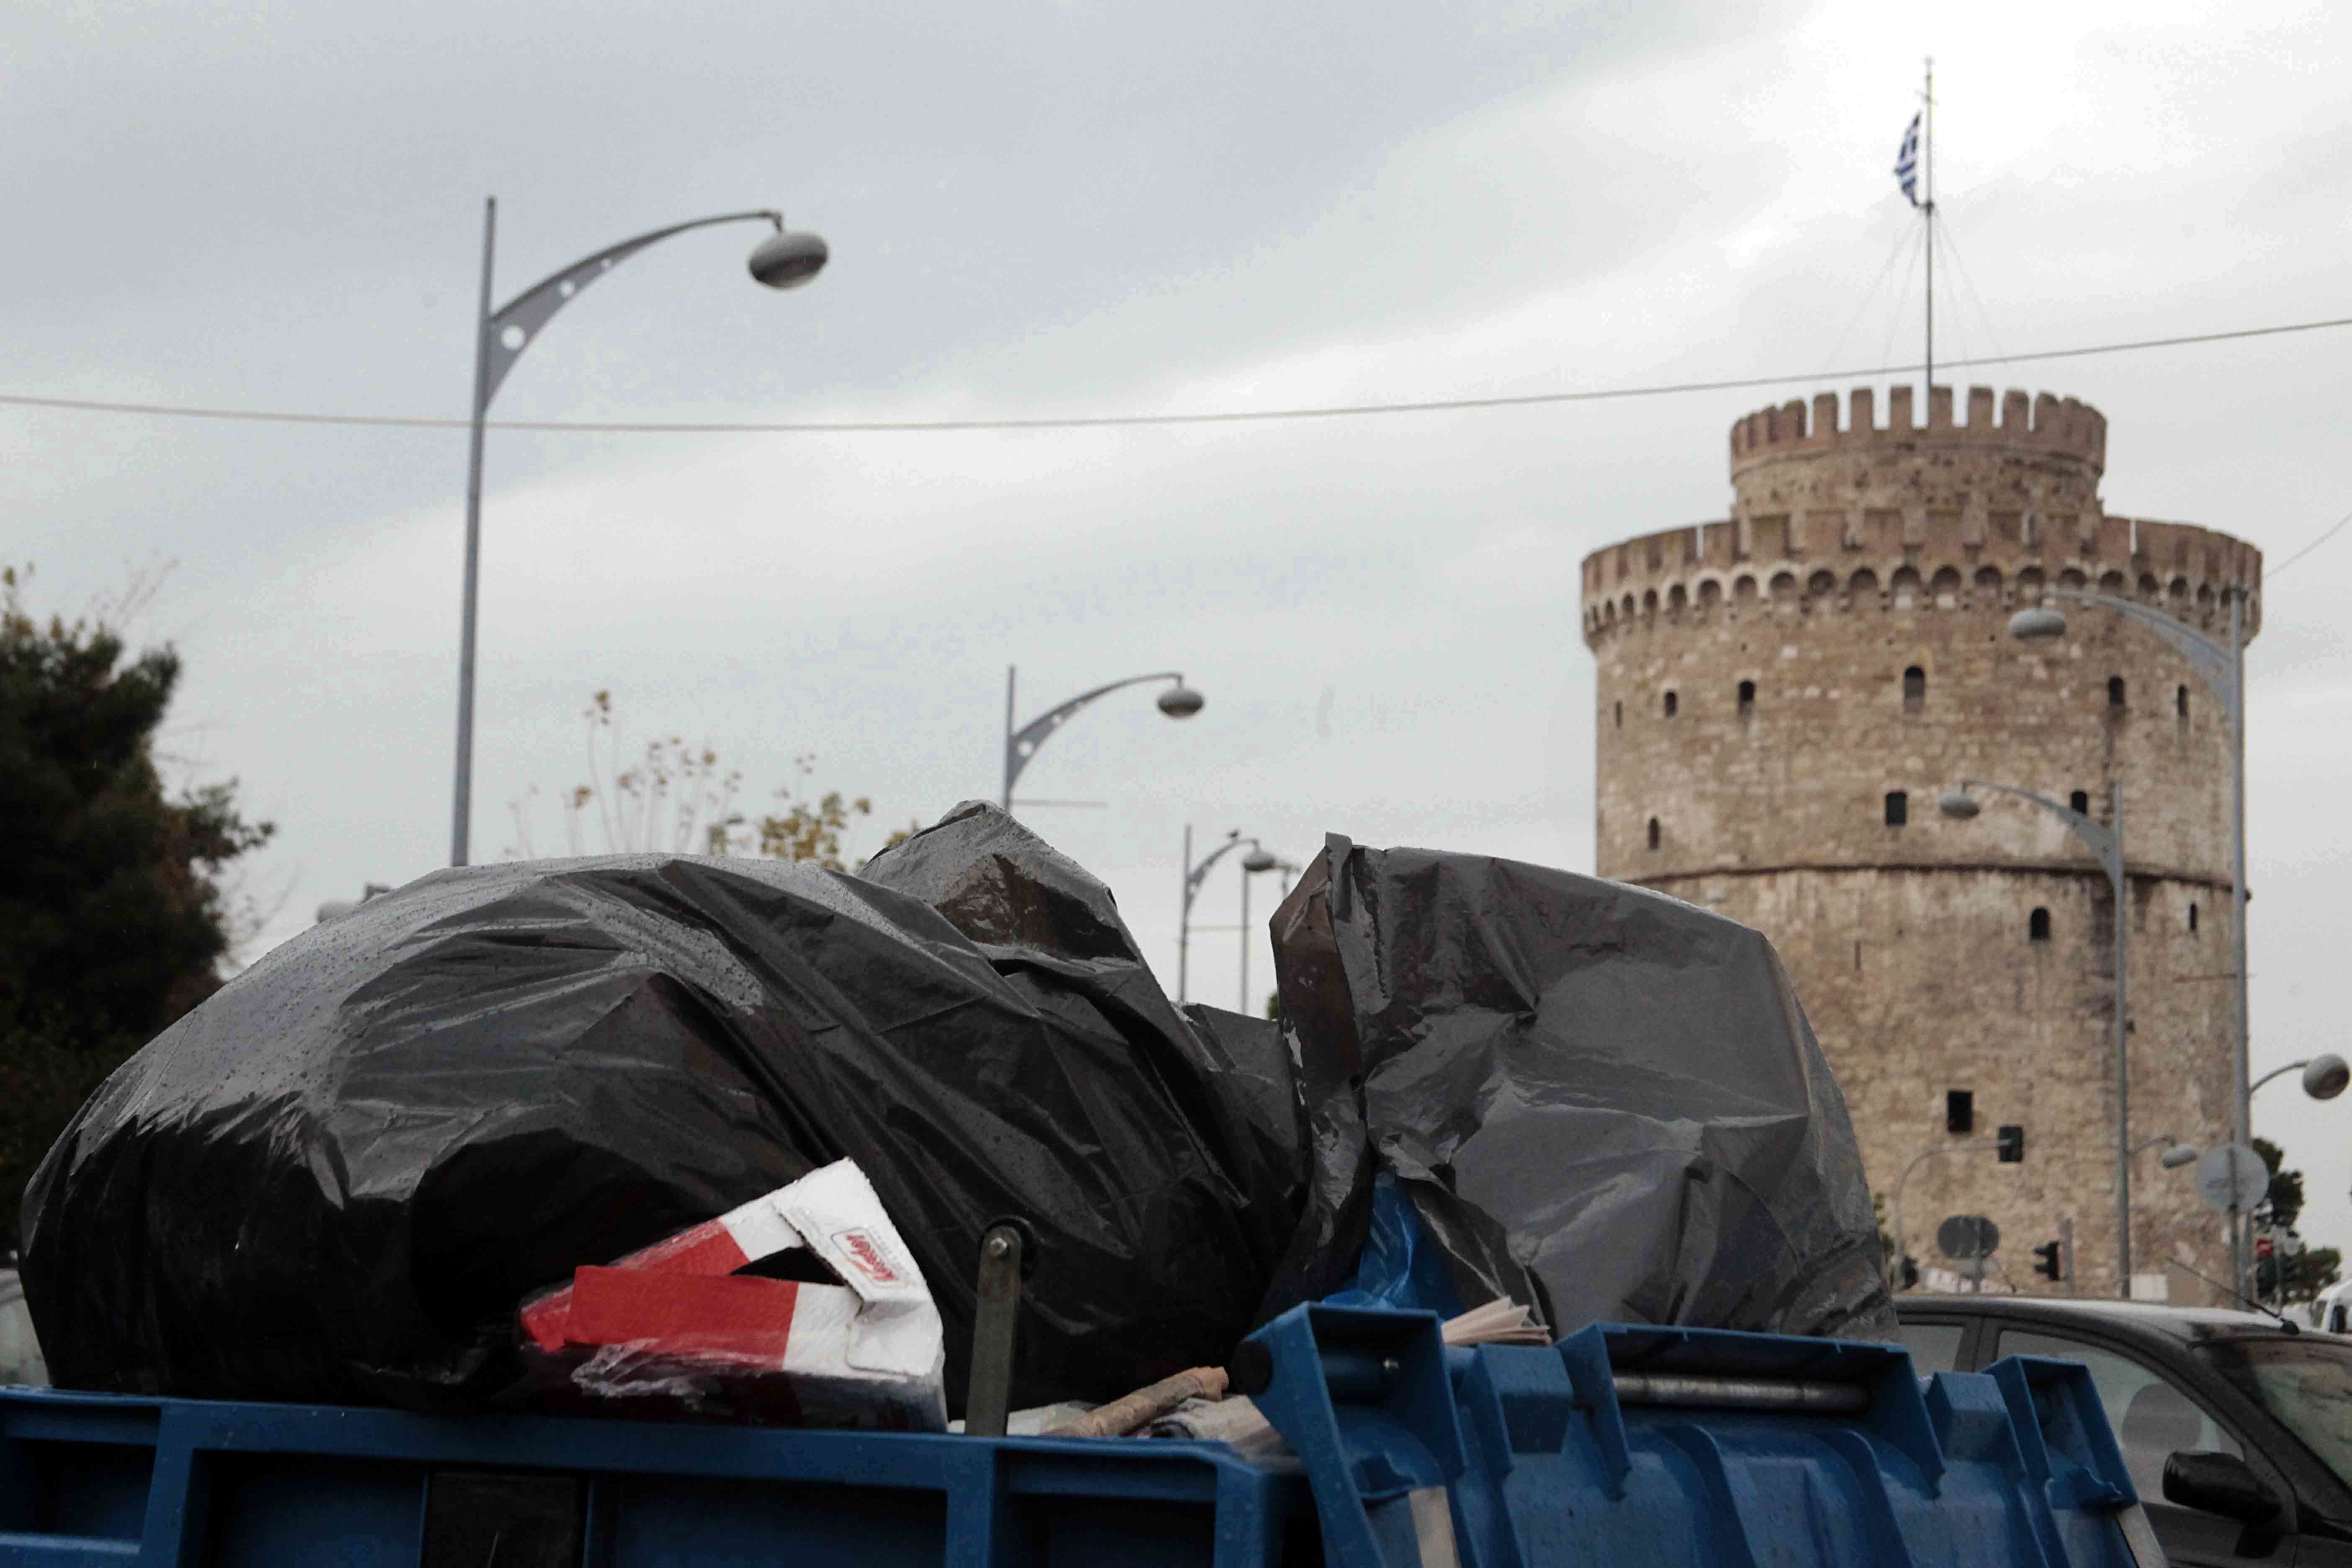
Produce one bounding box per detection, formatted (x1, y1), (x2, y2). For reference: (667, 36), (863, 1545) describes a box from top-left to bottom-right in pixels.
(0, 566), (273, 1249)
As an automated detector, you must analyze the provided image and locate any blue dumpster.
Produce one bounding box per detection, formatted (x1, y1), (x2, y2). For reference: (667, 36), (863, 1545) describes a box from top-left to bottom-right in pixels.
(0, 1303), (2161, 1566)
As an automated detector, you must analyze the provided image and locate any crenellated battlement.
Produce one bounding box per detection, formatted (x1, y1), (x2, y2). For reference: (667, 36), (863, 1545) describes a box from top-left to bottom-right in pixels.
(1588, 383), (2257, 648)
(1578, 511), (2262, 647)
(1728, 385), (2106, 481)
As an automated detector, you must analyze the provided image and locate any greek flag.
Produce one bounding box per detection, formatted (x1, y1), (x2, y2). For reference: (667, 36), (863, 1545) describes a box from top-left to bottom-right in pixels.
(1894, 112), (1922, 206)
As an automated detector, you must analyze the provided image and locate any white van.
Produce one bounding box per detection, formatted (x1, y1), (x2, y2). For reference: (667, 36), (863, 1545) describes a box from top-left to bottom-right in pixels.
(2312, 1278), (2352, 1335)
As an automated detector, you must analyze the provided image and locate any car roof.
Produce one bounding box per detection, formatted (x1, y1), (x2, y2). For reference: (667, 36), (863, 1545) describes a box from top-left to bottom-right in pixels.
(1896, 1292), (2306, 1346)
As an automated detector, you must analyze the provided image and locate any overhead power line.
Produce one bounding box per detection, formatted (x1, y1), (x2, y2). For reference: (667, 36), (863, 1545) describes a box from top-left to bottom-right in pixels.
(2267, 503), (2352, 579)
(3, 312), (2350, 436)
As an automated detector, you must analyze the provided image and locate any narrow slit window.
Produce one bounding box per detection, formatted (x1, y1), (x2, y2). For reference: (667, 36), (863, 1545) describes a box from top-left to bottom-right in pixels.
(2070, 790), (2090, 815)
(1614, 700), (1623, 729)
(2108, 676), (2127, 708)
(1903, 665), (1926, 713)
(2030, 907), (2051, 942)
(2189, 902), (2200, 934)
(1663, 690), (1679, 718)
(1646, 816), (1661, 850)
(1884, 791), (1908, 827)
(1737, 679), (1756, 716)
(2177, 684), (2189, 719)
(1945, 1090), (1974, 1134)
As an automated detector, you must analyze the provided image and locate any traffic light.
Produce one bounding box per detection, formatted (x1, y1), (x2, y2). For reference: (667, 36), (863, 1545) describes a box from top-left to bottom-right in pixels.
(1898, 1255), (1920, 1289)
(2032, 1239), (2064, 1282)
(1997, 1124), (2024, 1163)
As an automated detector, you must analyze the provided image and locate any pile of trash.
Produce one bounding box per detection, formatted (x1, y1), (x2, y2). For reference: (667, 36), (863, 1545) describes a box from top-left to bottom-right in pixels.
(18, 803), (1889, 1427)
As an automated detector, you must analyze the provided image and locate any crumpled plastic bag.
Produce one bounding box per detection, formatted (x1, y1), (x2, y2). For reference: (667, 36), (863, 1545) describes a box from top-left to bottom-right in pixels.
(20, 803), (1305, 1412)
(22, 807), (1885, 1420)
(1259, 836), (1893, 1341)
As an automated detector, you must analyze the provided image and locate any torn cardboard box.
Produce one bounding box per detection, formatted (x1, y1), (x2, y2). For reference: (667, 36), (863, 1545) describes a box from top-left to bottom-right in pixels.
(520, 1159), (946, 1431)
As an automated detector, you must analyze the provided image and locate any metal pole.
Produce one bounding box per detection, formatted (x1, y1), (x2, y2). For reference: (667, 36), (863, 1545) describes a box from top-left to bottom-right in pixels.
(1178, 824), (1192, 1003)
(2112, 779), (2132, 1299)
(451, 196), (496, 867)
(2060, 1215), (2076, 1298)
(2034, 585), (2253, 1303)
(1238, 864), (1251, 1015)
(1922, 58), (1934, 395)
(1002, 665), (1017, 811)
(2230, 586), (2251, 1300)
(1891, 1174), (1908, 1289)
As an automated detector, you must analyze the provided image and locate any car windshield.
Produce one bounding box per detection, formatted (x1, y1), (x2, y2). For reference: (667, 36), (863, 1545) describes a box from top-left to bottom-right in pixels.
(2195, 1336), (2352, 1485)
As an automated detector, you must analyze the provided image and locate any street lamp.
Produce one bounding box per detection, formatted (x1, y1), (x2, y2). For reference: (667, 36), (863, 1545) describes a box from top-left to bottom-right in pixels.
(1179, 828), (1263, 1004)
(2011, 582), (2252, 1294)
(449, 199), (828, 866)
(2250, 1054), (2351, 1102)
(1942, 778), (2134, 1297)
(1001, 665), (1204, 811)
(2143, 1063), (2343, 1299)
(2132, 1132), (2200, 1168)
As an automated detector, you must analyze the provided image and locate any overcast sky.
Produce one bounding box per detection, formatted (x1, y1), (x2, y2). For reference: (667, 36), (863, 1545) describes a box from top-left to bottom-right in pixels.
(10, 0), (2352, 1264)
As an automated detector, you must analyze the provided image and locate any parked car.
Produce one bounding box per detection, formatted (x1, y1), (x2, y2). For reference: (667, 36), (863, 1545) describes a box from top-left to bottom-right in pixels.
(0, 1267), (46, 1387)
(1896, 1295), (2352, 1566)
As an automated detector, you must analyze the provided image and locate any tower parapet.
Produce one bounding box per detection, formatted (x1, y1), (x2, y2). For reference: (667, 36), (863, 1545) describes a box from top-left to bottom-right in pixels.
(1583, 385), (2260, 647)
(1730, 385), (2106, 480)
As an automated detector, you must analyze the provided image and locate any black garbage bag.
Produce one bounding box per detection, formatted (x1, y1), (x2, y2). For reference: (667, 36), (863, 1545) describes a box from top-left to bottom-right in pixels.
(1258, 836), (1893, 1341)
(19, 803), (1305, 1411)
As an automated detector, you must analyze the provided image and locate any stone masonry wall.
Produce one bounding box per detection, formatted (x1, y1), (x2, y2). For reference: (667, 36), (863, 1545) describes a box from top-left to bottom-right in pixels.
(1579, 385), (2262, 1302)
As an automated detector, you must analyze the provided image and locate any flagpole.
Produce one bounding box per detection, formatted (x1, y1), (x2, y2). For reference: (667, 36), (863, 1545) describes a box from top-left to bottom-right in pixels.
(1923, 57), (1935, 397)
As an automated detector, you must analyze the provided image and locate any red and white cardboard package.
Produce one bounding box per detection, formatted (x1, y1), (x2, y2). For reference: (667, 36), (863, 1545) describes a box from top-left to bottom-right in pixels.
(518, 1158), (946, 1431)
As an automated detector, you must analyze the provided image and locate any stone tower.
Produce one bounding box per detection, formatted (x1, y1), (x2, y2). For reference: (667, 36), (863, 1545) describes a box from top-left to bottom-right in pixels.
(1579, 384), (2261, 1301)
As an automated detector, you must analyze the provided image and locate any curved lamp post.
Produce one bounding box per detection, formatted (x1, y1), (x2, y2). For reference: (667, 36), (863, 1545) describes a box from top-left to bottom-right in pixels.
(2250, 1053), (2351, 1102)
(1941, 778), (2133, 1297)
(2011, 583), (2251, 1292)
(1239, 845), (1283, 1014)
(2146, 1057), (2344, 1302)
(2144, 1061), (2344, 1163)
(1001, 665), (1204, 810)
(449, 200), (828, 866)
(1888, 1134), (2011, 1293)
(2132, 1132), (2200, 1168)
(1179, 828), (1263, 1003)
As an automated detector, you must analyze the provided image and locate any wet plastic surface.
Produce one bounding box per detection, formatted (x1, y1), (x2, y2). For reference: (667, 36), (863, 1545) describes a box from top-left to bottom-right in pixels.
(21, 805), (1301, 1413)
(21, 811), (1886, 1422)
(1262, 837), (1893, 1341)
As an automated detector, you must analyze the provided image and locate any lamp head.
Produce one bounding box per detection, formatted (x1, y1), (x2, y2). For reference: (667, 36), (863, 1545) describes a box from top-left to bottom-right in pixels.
(2304, 1053), (2350, 1101)
(2159, 1144), (2200, 1170)
(1242, 847), (1279, 874)
(1938, 790), (1981, 820)
(2009, 605), (2069, 642)
(1157, 684), (1205, 719)
(748, 228), (830, 289)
